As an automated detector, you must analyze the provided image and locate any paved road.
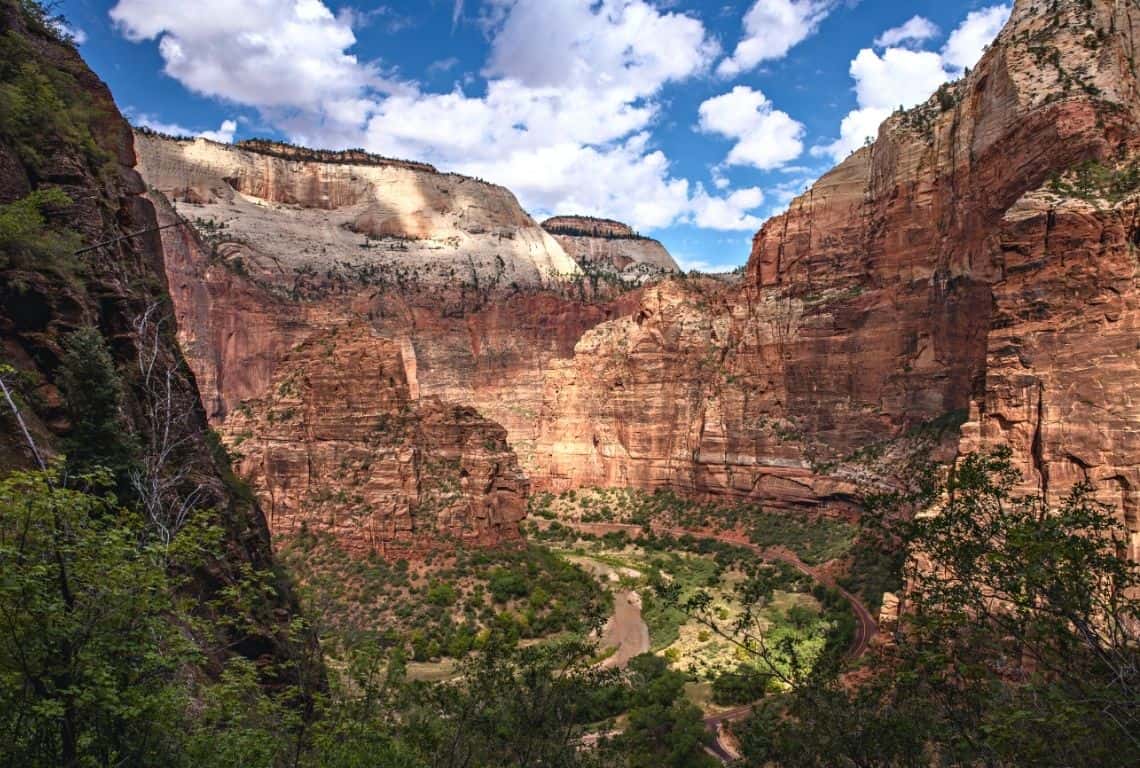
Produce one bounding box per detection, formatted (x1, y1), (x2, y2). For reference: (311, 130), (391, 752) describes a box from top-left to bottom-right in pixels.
(539, 518), (879, 763)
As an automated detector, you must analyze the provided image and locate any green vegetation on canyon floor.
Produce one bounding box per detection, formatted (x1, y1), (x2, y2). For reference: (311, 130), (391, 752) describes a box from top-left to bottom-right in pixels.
(4, 434), (1137, 766)
(530, 487), (859, 566)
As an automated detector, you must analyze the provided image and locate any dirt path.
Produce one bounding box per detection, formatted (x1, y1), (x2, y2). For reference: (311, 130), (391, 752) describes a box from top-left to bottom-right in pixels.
(600, 590), (650, 668)
(566, 556), (651, 669)
(540, 518), (879, 763)
(550, 521), (877, 660)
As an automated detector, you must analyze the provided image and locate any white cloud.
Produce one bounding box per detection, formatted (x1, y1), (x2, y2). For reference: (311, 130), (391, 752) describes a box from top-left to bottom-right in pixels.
(110, 0), (768, 233)
(717, 0), (834, 78)
(815, 5), (1011, 161)
(484, 0), (719, 96)
(850, 47), (949, 110)
(672, 253), (738, 273)
(874, 16), (939, 49)
(698, 86), (805, 170)
(450, 134), (695, 230)
(942, 5), (1011, 72)
(109, 0), (388, 129)
(131, 114), (238, 143)
(52, 20), (88, 45)
(691, 185), (765, 231)
(199, 119), (239, 143)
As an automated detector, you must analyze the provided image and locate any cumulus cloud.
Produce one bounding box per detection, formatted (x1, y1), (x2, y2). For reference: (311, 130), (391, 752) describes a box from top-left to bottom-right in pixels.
(850, 47), (949, 110)
(815, 4), (1011, 161)
(717, 0), (834, 78)
(484, 0), (719, 95)
(109, 0), (389, 130)
(131, 114), (238, 143)
(690, 185), (765, 231)
(942, 5), (1011, 72)
(111, 0), (768, 232)
(874, 16), (939, 49)
(698, 86), (805, 170)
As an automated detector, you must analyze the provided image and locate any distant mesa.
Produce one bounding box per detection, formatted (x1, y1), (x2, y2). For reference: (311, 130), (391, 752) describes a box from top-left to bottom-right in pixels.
(542, 215), (644, 239)
(542, 215), (680, 273)
(133, 129), (580, 291)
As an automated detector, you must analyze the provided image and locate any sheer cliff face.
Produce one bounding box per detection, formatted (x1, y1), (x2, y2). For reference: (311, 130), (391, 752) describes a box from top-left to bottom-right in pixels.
(0, 2), (307, 671)
(744, 0), (1140, 550)
(143, 0), (1140, 558)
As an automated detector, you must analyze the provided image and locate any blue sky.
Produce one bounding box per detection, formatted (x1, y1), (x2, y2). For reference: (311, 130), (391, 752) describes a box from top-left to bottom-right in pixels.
(57, 1), (1011, 271)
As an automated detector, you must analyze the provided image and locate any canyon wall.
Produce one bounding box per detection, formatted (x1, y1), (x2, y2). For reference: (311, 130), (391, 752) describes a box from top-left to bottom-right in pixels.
(0, 1), (310, 673)
(223, 323), (528, 559)
(141, 0), (1140, 559)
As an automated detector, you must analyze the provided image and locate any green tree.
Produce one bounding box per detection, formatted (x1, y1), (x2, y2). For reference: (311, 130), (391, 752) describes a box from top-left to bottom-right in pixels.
(619, 654), (717, 768)
(57, 327), (138, 486)
(0, 468), (189, 767)
(404, 635), (617, 768)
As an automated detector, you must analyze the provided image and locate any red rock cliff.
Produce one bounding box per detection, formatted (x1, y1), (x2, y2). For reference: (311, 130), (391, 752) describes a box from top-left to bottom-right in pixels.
(142, 0), (1140, 559)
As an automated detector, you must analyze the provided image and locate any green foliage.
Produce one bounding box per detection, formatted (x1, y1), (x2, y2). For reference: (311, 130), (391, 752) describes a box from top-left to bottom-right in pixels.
(1048, 158), (1140, 205)
(745, 511), (856, 566)
(550, 487), (857, 565)
(733, 449), (1140, 767)
(0, 468), (190, 767)
(57, 327), (139, 486)
(0, 20), (109, 178)
(487, 565), (530, 603)
(425, 580), (457, 607)
(281, 536), (610, 665)
(0, 187), (80, 268)
(712, 665), (774, 706)
(403, 636), (619, 768)
(618, 654), (717, 768)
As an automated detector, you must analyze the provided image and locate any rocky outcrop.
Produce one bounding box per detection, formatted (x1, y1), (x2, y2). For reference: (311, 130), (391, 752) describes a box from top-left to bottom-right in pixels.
(223, 324), (528, 559)
(0, 0), (309, 675)
(543, 215), (679, 272)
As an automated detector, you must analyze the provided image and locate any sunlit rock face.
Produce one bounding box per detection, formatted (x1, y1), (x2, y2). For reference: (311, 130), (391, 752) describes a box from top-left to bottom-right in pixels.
(141, 0), (1140, 558)
(542, 216), (680, 273)
(745, 0), (1140, 549)
(134, 132), (579, 291)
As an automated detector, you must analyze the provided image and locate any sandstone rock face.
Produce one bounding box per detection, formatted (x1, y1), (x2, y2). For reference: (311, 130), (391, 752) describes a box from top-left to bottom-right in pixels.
(542, 216), (679, 272)
(959, 187), (1140, 560)
(144, 0), (1140, 559)
(134, 132), (580, 292)
(746, 0), (1140, 547)
(223, 323), (529, 559)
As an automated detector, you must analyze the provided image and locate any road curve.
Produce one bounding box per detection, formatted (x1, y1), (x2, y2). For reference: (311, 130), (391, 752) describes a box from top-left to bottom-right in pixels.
(537, 518), (879, 763)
